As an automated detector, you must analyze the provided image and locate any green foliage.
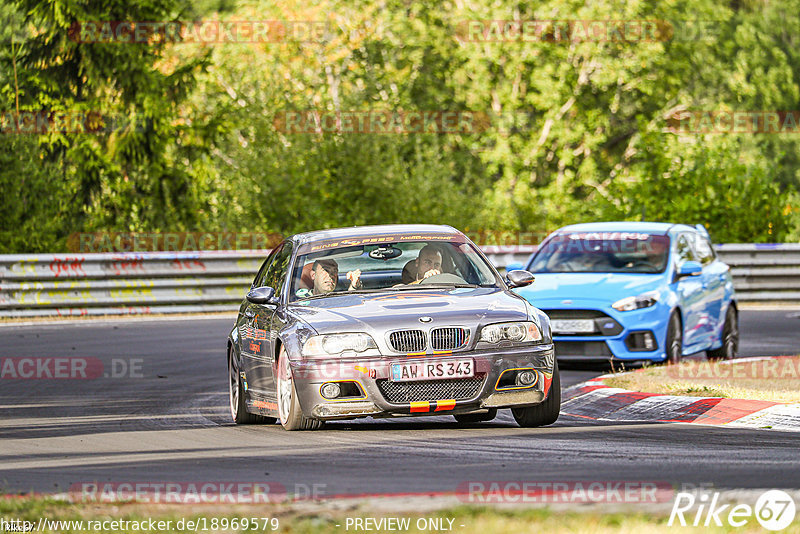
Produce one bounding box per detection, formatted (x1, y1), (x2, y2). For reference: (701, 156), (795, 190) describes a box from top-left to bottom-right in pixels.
(603, 132), (791, 242)
(0, 136), (68, 252)
(1, 0), (799, 251)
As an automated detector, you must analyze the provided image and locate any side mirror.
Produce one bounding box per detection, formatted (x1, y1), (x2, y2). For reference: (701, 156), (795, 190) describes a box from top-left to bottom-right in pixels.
(505, 262), (525, 272)
(507, 270), (535, 288)
(246, 286), (279, 305)
(677, 261), (702, 278)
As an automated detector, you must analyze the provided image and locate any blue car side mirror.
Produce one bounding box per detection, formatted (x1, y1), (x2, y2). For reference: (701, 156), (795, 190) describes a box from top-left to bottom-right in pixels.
(677, 261), (702, 278)
(505, 262), (525, 272)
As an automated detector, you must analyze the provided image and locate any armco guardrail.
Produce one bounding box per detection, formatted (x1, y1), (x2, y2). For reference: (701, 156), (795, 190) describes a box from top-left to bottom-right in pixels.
(0, 251), (264, 318)
(0, 244), (796, 317)
(715, 243), (800, 302)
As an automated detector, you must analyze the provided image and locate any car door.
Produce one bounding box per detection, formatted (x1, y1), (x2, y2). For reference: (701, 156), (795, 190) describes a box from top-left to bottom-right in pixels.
(238, 248), (278, 392)
(673, 233), (708, 351)
(690, 232), (724, 347)
(240, 243), (286, 396)
(248, 241), (293, 398)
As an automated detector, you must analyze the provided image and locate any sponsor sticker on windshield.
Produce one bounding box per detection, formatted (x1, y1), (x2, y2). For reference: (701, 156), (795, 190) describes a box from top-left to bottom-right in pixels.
(303, 233), (462, 253)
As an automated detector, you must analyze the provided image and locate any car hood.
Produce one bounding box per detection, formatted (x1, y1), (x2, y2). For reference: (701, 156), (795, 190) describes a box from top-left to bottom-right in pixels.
(514, 272), (665, 305)
(288, 287), (530, 335)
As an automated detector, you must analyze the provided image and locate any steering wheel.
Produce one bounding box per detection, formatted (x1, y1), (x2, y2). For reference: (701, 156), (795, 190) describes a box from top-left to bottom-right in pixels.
(630, 260), (658, 271)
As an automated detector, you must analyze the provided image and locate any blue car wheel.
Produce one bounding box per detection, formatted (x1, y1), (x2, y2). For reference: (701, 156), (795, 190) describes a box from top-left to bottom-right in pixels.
(666, 312), (682, 364)
(707, 306), (738, 361)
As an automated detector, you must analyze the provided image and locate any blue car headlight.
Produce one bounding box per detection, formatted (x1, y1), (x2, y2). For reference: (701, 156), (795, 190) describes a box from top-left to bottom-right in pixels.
(612, 290), (659, 312)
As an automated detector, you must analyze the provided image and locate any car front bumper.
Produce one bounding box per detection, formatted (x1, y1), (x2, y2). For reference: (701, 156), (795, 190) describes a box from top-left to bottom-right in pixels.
(289, 344), (555, 421)
(542, 303), (670, 363)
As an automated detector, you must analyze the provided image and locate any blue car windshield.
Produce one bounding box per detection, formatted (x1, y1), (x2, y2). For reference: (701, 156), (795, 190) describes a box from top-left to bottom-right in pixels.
(528, 232), (670, 274)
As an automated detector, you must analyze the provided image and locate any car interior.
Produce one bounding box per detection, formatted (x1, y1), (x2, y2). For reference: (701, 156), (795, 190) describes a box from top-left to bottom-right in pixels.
(292, 242), (486, 297)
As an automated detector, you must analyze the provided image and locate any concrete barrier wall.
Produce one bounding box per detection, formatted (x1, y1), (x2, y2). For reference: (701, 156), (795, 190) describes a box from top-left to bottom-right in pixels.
(0, 244), (796, 317)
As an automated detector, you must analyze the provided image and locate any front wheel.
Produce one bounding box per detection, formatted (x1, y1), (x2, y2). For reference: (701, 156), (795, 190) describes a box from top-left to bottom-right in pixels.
(707, 306), (738, 361)
(665, 312), (683, 365)
(229, 348), (275, 424)
(276, 347), (324, 431)
(511, 362), (560, 428)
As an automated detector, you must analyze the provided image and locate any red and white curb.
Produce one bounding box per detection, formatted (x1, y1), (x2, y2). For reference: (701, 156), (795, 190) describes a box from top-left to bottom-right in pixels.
(562, 359), (800, 432)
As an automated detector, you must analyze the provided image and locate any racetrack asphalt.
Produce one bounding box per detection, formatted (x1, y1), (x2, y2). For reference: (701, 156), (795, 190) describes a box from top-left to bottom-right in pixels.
(1, 310), (798, 497)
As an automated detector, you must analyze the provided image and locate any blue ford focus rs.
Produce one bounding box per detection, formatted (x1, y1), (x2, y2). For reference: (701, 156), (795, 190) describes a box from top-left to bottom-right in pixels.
(508, 222), (738, 364)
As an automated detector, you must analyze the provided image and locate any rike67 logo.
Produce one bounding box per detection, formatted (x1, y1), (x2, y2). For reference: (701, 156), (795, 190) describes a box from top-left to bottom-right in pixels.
(669, 489), (796, 531)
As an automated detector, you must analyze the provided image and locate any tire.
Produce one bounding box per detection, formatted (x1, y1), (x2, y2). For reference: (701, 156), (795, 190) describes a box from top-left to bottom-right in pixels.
(707, 306), (738, 361)
(229, 348), (275, 424)
(665, 311), (683, 365)
(454, 409), (497, 424)
(511, 361), (561, 428)
(276, 347), (324, 431)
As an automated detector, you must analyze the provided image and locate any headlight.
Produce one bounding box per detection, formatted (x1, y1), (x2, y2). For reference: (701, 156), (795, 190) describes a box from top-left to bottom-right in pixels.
(612, 290), (659, 312)
(302, 333), (378, 357)
(479, 321), (543, 343)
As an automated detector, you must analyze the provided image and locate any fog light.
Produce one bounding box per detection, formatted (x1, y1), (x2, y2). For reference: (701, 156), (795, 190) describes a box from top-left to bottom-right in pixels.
(516, 370), (537, 386)
(320, 382), (341, 399)
(625, 330), (658, 352)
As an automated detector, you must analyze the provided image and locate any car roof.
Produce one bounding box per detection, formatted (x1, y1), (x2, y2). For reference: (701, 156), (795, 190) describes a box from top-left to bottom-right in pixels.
(290, 224), (461, 245)
(554, 221), (698, 236)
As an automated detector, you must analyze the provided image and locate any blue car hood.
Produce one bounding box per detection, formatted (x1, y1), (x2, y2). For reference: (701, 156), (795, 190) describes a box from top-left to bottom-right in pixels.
(514, 272), (665, 305)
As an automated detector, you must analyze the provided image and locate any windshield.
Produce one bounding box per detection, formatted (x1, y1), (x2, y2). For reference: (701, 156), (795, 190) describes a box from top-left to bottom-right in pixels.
(528, 232), (670, 274)
(290, 239), (502, 301)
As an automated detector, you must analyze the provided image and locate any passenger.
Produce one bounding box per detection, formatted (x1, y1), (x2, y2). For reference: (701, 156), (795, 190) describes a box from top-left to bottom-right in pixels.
(309, 259), (362, 296)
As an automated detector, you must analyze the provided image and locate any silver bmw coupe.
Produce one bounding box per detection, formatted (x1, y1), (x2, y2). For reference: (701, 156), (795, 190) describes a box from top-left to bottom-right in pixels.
(227, 224), (558, 430)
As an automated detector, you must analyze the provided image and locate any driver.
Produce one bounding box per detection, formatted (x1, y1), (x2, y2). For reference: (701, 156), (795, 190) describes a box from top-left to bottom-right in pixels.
(408, 245), (443, 284)
(309, 259), (362, 296)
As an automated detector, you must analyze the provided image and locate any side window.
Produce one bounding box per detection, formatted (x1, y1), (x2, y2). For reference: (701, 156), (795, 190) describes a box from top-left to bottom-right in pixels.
(253, 244), (282, 287)
(675, 235), (695, 266)
(693, 235), (715, 265)
(263, 241), (294, 295)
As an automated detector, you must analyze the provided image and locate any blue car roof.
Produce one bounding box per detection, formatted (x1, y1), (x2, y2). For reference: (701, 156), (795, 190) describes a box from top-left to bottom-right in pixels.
(554, 221), (695, 236)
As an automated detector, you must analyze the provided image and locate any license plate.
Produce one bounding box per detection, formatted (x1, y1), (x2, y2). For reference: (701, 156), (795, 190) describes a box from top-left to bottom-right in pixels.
(390, 358), (474, 382)
(551, 319), (595, 334)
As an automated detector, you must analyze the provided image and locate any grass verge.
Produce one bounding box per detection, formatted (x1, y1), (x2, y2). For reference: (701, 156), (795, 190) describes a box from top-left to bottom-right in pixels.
(604, 356), (800, 403)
